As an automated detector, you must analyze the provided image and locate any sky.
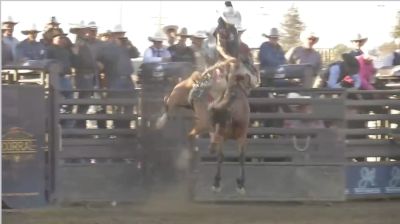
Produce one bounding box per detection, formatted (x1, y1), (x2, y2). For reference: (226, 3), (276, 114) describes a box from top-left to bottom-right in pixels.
(1, 1), (399, 54)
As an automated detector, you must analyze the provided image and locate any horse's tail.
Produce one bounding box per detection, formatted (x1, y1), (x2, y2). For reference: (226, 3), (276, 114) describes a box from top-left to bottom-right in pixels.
(155, 96), (170, 129)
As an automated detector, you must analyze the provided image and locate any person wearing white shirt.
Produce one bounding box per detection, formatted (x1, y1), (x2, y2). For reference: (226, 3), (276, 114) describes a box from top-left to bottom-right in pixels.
(143, 31), (171, 64)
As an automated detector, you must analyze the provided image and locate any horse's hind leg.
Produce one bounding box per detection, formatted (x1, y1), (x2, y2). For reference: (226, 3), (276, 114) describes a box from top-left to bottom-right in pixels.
(236, 139), (246, 194)
(212, 144), (223, 193)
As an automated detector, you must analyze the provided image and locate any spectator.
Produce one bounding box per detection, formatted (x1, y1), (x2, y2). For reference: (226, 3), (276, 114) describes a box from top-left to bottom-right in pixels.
(190, 31), (207, 72)
(349, 33), (368, 57)
(203, 27), (218, 67)
(2, 16), (19, 61)
(326, 53), (361, 89)
(46, 30), (75, 128)
(143, 31), (171, 64)
(69, 21), (99, 129)
(16, 24), (46, 62)
(392, 37), (400, 66)
(356, 50), (377, 90)
(163, 24), (179, 47)
(258, 27), (286, 86)
(286, 31), (322, 76)
(110, 24), (140, 58)
(168, 27), (194, 63)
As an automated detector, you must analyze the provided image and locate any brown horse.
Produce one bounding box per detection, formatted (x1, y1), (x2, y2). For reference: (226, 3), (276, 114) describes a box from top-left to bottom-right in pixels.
(156, 60), (259, 194)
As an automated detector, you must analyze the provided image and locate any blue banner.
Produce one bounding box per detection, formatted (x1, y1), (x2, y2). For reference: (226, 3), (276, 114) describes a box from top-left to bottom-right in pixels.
(346, 164), (400, 196)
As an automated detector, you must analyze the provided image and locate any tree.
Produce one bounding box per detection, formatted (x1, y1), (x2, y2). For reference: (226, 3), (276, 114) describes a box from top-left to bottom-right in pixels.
(280, 6), (305, 52)
(392, 10), (400, 38)
(332, 44), (352, 61)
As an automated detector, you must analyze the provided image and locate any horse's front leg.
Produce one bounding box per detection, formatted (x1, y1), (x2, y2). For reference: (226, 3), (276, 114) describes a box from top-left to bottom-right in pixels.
(212, 143), (223, 193)
(236, 140), (246, 195)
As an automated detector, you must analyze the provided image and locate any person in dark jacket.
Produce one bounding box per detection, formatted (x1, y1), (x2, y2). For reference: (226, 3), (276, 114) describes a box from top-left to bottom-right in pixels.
(110, 25), (140, 59)
(16, 24), (46, 62)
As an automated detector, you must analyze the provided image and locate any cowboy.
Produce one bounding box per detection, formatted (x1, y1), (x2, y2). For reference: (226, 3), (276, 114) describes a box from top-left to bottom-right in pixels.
(110, 24), (140, 59)
(2, 16), (19, 61)
(207, 1), (242, 150)
(356, 50), (378, 90)
(69, 21), (101, 129)
(392, 37), (400, 66)
(41, 16), (63, 47)
(143, 31), (171, 63)
(286, 31), (322, 76)
(349, 33), (368, 57)
(163, 24), (179, 47)
(96, 28), (136, 130)
(16, 24), (46, 62)
(190, 31), (208, 72)
(168, 27), (194, 63)
(258, 27), (286, 86)
(46, 30), (75, 128)
(97, 29), (112, 42)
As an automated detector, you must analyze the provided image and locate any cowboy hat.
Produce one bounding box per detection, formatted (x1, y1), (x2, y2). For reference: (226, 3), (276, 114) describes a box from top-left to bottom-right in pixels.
(111, 24), (126, 34)
(191, 31), (207, 39)
(69, 20), (88, 34)
(148, 30), (167, 42)
(351, 33), (368, 42)
(21, 24), (41, 35)
(177, 27), (191, 37)
(220, 1), (241, 26)
(262, 27), (280, 38)
(47, 16), (60, 25)
(87, 21), (98, 30)
(301, 30), (319, 42)
(162, 25), (178, 34)
(2, 16), (18, 25)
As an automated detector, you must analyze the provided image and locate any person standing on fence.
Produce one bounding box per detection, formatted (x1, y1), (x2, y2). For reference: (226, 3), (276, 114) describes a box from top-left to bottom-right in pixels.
(96, 30), (136, 131)
(110, 24), (140, 59)
(258, 27), (286, 87)
(356, 50), (378, 91)
(163, 24), (179, 47)
(349, 33), (368, 57)
(69, 22), (100, 129)
(2, 16), (19, 62)
(285, 31), (322, 87)
(168, 27), (195, 63)
(46, 30), (75, 128)
(325, 53), (361, 89)
(15, 24), (47, 62)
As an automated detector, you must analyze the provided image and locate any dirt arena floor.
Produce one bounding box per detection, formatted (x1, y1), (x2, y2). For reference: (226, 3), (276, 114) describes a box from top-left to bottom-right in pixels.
(3, 197), (400, 224)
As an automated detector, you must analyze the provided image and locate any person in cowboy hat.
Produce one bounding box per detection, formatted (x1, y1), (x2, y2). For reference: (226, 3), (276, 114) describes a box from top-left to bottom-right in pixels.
(286, 31), (322, 75)
(258, 27), (286, 86)
(207, 1), (244, 151)
(168, 27), (194, 63)
(15, 24), (46, 61)
(2, 16), (19, 61)
(203, 26), (218, 67)
(46, 29), (76, 128)
(143, 30), (171, 64)
(349, 33), (368, 57)
(97, 29), (112, 42)
(110, 24), (140, 59)
(163, 24), (179, 47)
(190, 30), (208, 71)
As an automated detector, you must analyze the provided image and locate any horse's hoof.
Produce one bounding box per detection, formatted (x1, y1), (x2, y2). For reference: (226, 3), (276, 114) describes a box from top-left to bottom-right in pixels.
(208, 143), (218, 155)
(236, 187), (246, 195)
(211, 185), (222, 193)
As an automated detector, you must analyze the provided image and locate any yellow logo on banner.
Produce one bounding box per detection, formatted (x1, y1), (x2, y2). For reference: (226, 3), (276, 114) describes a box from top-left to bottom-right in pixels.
(2, 127), (37, 161)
